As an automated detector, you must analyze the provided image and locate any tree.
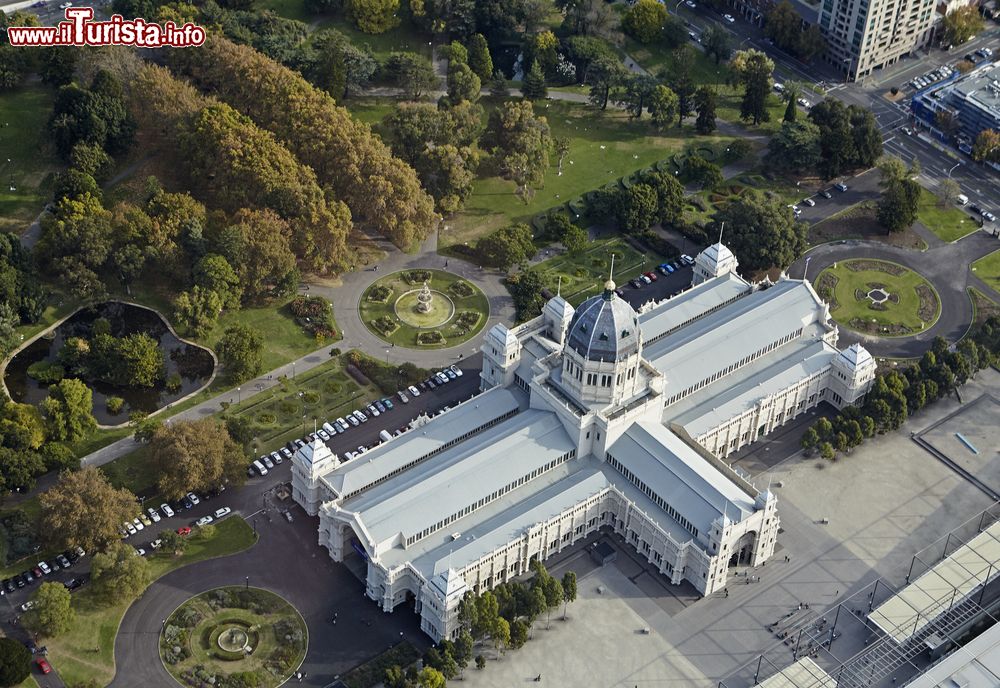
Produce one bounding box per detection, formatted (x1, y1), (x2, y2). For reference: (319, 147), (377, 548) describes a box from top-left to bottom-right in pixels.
(475, 655), (486, 670)
(159, 528), (188, 556)
(29, 582), (75, 637)
(587, 56), (627, 110)
(91, 541), (152, 603)
(41, 378), (97, 443)
(0, 637), (31, 687)
(39, 465), (138, 553)
(543, 576), (563, 628)
(937, 178), (962, 207)
(415, 144), (478, 214)
(474, 590), (500, 639)
(623, 0), (668, 44)
(489, 70), (510, 97)
(712, 189), (807, 273)
(477, 223), (535, 270)
(561, 571), (577, 618)
(850, 105), (882, 168)
(664, 45), (697, 125)
(506, 270), (546, 321)
(346, 0), (400, 33)
(467, 33), (494, 81)
(637, 169), (684, 225)
(695, 86), (717, 134)
(481, 101), (552, 195)
(445, 62), (481, 105)
(731, 49), (774, 125)
(702, 25), (733, 65)
(554, 136), (570, 176)
(193, 254), (242, 309)
(819, 441), (835, 460)
(70, 143), (113, 183)
(620, 183), (659, 233)
(216, 324), (264, 383)
(783, 92), (797, 123)
(767, 120), (822, 173)
(764, 1), (826, 59)
(683, 155), (723, 189)
(492, 617), (510, 657)
(0, 448), (45, 493)
(384, 665), (406, 688)
(151, 419), (247, 500)
(0, 402), (46, 451)
(801, 426), (819, 452)
(384, 52), (440, 99)
(522, 61), (548, 100)
(455, 630), (474, 676)
(941, 6), (983, 46)
(972, 129), (1000, 163)
(562, 224), (588, 253)
(510, 618), (529, 648)
(877, 159), (920, 233)
(648, 84), (679, 131)
(616, 74), (658, 120)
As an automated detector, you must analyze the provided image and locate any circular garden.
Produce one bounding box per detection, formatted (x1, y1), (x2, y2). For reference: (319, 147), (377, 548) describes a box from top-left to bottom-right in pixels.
(360, 269), (489, 349)
(814, 259), (941, 337)
(160, 587), (307, 688)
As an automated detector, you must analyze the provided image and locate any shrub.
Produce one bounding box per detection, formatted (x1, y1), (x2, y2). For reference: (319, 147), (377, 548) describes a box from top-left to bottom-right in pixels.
(416, 331), (444, 345)
(27, 361), (65, 384)
(257, 412), (276, 425)
(166, 372), (182, 393)
(342, 351), (428, 394)
(106, 396), (125, 414)
(454, 311), (481, 330)
(289, 295), (328, 319)
(301, 391), (319, 404)
(403, 270), (432, 284)
(372, 316), (399, 337)
(448, 280), (475, 298)
(367, 285), (393, 303)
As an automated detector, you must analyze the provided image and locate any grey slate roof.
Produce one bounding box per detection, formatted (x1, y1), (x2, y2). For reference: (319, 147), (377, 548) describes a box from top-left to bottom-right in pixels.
(565, 288), (640, 362)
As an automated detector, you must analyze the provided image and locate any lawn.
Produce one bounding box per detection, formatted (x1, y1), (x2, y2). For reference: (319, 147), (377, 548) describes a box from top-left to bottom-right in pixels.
(972, 249), (1000, 294)
(313, 14), (432, 66)
(256, 0), (310, 21)
(223, 354), (380, 455)
(440, 98), (735, 249)
(530, 237), (667, 307)
(814, 259), (941, 337)
(359, 269), (490, 349)
(45, 517), (258, 688)
(345, 97), (398, 125)
(0, 86), (62, 234)
(916, 188), (980, 242)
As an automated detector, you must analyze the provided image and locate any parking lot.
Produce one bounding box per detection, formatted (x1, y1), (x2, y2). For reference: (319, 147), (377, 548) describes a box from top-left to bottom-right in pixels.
(619, 259), (695, 309)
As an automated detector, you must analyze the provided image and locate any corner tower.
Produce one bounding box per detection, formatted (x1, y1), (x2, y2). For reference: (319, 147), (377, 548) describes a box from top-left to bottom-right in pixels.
(693, 243), (738, 286)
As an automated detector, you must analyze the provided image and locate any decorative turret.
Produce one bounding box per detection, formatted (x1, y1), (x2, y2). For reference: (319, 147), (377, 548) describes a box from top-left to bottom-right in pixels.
(828, 343), (876, 408)
(291, 437), (339, 516)
(481, 323), (521, 390)
(693, 243), (739, 285)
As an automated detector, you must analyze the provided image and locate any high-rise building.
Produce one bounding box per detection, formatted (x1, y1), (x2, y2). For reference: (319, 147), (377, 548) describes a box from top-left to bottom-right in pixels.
(817, 0), (937, 80)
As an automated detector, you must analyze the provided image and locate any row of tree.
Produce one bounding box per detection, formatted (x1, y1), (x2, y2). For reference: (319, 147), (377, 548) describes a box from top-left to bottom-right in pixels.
(802, 332), (998, 459)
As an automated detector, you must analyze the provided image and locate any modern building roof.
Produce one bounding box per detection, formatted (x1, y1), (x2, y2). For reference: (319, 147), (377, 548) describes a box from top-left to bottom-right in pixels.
(346, 409), (577, 548)
(755, 658), (836, 688)
(608, 421), (756, 534)
(668, 338), (839, 438)
(637, 272), (751, 344)
(643, 280), (828, 399)
(321, 386), (521, 499)
(869, 522), (1000, 643)
(904, 618), (1000, 688)
(566, 283), (640, 362)
(947, 62), (1000, 120)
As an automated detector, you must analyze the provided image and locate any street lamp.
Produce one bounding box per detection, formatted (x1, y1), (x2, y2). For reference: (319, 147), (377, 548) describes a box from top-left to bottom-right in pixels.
(947, 162), (962, 178)
(245, 576), (249, 591)
(237, 387), (241, 404)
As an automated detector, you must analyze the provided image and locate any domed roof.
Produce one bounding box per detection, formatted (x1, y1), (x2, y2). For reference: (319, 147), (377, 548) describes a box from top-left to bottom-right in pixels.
(565, 284), (639, 361)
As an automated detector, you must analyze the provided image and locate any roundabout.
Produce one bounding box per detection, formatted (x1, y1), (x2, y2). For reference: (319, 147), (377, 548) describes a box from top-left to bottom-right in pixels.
(160, 586), (307, 688)
(360, 269), (489, 349)
(814, 259), (940, 338)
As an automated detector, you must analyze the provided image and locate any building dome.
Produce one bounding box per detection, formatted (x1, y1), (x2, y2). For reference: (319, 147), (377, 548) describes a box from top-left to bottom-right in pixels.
(565, 285), (639, 362)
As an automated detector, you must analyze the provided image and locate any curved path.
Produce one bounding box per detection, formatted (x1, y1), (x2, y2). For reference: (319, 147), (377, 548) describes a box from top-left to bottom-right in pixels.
(111, 505), (425, 687)
(788, 228), (1000, 358)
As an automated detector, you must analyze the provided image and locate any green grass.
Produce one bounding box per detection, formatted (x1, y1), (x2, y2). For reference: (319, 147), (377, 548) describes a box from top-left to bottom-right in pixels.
(815, 259), (941, 336)
(0, 86), (62, 234)
(345, 97), (397, 125)
(256, 0), (310, 21)
(441, 98), (735, 249)
(916, 187), (979, 242)
(46, 517), (258, 688)
(972, 249), (1000, 294)
(358, 269), (490, 349)
(314, 15), (432, 66)
(530, 238), (667, 307)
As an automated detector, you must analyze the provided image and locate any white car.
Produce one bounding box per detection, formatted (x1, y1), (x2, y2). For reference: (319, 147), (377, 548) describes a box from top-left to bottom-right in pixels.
(685, 0), (696, 6)
(135, 547), (147, 557)
(150, 539), (162, 549)
(680, 254), (694, 265)
(397, 390), (409, 404)
(262, 455), (274, 470)
(723, 13), (735, 22)
(161, 503), (175, 518)
(147, 507), (161, 523)
(797, 98), (811, 108)
(408, 385), (421, 397)
(187, 492), (200, 505)
(126, 522), (137, 536)
(20, 600), (34, 612)
(196, 516), (214, 527)
(270, 451), (283, 465)
(132, 517), (144, 531)
(214, 507), (231, 519)
(803, 198), (816, 207)
(38, 561), (51, 575)
(347, 414), (360, 427)
(450, 365), (463, 377)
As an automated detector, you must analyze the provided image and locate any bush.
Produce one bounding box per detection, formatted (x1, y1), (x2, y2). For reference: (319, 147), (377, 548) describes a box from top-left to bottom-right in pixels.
(372, 316), (399, 337)
(367, 285), (393, 303)
(106, 396), (125, 414)
(403, 270), (432, 284)
(289, 295), (328, 319)
(27, 361), (65, 384)
(448, 280), (475, 298)
(166, 372), (182, 393)
(257, 412), (276, 425)
(416, 331), (444, 345)
(343, 351), (428, 394)
(301, 391), (319, 404)
(454, 311), (481, 330)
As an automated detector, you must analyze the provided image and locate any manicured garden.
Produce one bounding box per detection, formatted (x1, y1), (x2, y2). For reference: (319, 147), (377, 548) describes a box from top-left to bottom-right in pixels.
(46, 518), (258, 687)
(916, 188), (980, 242)
(814, 259), (941, 337)
(0, 86), (62, 234)
(359, 269), (489, 349)
(530, 237), (666, 306)
(161, 586), (307, 688)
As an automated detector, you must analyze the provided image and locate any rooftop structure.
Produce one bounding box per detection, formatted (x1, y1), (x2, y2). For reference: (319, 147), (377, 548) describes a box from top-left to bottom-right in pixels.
(292, 242), (875, 642)
(913, 62), (1000, 143)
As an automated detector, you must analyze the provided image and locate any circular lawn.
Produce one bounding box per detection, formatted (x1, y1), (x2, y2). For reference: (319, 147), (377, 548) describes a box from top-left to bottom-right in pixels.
(813, 259), (940, 337)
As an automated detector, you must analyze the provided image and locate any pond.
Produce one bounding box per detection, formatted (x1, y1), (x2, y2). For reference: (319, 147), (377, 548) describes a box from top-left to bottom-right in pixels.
(3, 302), (215, 425)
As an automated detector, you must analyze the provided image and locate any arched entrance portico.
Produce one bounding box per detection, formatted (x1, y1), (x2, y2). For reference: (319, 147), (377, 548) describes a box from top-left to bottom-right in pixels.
(728, 531), (757, 567)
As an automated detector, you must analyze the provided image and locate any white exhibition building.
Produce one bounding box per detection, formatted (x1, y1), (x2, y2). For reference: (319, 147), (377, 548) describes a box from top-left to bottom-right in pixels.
(291, 243), (877, 641)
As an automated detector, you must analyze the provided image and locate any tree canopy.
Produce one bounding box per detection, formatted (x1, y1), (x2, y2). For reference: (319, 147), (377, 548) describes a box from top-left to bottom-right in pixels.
(216, 323), (264, 383)
(150, 419), (248, 499)
(711, 189), (808, 274)
(39, 465), (139, 553)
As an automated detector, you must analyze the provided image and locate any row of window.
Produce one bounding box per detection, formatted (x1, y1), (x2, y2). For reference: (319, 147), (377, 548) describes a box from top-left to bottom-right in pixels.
(605, 452), (699, 539)
(343, 408), (519, 500)
(643, 291), (748, 348)
(404, 449), (577, 546)
(665, 327), (804, 407)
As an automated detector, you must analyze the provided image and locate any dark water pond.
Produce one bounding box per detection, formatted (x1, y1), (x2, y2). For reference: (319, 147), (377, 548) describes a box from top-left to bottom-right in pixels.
(4, 302), (214, 425)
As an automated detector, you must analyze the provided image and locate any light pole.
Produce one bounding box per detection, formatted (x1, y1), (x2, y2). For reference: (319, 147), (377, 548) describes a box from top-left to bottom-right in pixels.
(947, 162), (961, 178)
(237, 387), (241, 404)
(245, 576), (249, 591)
(803, 256), (812, 282)
(291, 361), (296, 379)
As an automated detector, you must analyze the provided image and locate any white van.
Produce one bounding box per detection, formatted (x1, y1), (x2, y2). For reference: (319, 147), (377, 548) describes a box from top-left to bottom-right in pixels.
(322, 421), (336, 435)
(379, 429), (393, 443)
(252, 459), (268, 476)
(956, 194), (969, 206)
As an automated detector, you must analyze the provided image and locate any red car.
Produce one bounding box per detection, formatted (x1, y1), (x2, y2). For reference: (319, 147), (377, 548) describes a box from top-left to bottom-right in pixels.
(36, 658), (52, 674)
(644, 271), (658, 282)
(176, 526), (192, 536)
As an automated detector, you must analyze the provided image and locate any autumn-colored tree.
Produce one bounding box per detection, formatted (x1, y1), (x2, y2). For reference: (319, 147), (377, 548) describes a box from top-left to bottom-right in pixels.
(169, 38), (436, 249)
(346, 0), (400, 34)
(215, 208), (299, 303)
(972, 129), (1000, 164)
(150, 418), (248, 500)
(39, 465), (138, 553)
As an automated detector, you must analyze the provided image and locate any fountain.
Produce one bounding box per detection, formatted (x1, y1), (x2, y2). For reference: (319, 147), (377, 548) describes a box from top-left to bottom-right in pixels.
(416, 281), (434, 313)
(218, 626), (251, 653)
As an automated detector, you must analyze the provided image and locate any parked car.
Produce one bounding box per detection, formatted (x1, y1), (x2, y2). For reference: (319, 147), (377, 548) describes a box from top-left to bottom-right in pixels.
(2, 579), (13, 594)
(723, 13), (735, 22)
(176, 526), (192, 536)
(615, 288), (625, 297)
(797, 97), (811, 108)
(408, 385), (421, 397)
(280, 447), (293, 459)
(56, 554), (71, 568)
(354, 409), (368, 423)
(397, 390), (409, 403)
(803, 198), (816, 207)
(643, 271), (658, 281)
(835, 182), (848, 192)
(382, 397), (395, 410)
(983, 211), (997, 223)
(426, 378), (437, 389)
(820, 189), (832, 199)
(160, 503), (175, 518)
(685, 0), (695, 6)
(318, 429), (331, 441)
(261, 455), (274, 470)
(196, 516), (214, 527)
(132, 517), (144, 531)
(64, 577), (87, 591)
(14, 575), (25, 588)
(187, 492), (201, 505)
(367, 404), (380, 417)
(445, 368), (457, 380)
(147, 507), (161, 523)
(347, 414), (360, 426)
(139, 514), (152, 527)
(38, 561), (51, 575)
(375, 400), (386, 413)
(449, 365), (463, 377)
(36, 658), (52, 675)
(21, 600), (34, 612)
(181, 496), (193, 510)
(630, 278), (642, 288)
(680, 254), (694, 265)
(214, 507), (231, 519)
(270, 451), (283, 465)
